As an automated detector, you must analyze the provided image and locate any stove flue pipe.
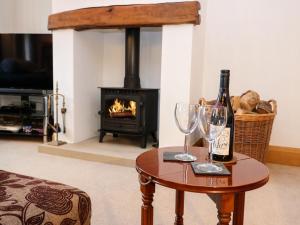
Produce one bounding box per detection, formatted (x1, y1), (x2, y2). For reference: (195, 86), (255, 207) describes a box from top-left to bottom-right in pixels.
(124, 28), (141, 89)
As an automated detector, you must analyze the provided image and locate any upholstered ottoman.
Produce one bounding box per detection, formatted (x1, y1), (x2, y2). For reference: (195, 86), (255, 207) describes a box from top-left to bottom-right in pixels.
(0, 170), (91, 225)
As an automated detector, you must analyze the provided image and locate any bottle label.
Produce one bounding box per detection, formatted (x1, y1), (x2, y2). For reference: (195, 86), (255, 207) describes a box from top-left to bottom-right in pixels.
(212, 128), (230, 156)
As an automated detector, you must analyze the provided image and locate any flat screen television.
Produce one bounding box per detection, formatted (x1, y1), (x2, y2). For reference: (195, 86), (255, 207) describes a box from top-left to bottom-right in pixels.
(0, 33), (53, 91)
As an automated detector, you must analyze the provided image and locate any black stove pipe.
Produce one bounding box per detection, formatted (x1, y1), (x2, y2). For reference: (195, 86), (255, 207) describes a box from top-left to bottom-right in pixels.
(124, 28), (141, 89)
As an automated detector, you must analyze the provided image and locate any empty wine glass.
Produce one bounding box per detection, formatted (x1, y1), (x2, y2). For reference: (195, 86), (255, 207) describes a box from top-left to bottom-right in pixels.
(174, 102), (200, 162)
(197, 105), (227, 172)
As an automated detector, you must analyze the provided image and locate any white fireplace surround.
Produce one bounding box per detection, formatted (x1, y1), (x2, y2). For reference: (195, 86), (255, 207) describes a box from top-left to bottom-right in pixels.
(52, 0), (203, 147)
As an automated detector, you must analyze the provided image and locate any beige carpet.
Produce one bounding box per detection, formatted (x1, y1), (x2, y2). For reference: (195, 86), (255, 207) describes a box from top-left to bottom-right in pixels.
(0, 137), (299, 225)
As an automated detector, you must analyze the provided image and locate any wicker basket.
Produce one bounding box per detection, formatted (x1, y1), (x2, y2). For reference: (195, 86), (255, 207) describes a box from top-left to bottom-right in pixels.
(234, 113), (275, 162)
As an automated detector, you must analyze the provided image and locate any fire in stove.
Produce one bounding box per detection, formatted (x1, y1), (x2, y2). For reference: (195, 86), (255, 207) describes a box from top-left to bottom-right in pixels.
(108, 98), (136, 118)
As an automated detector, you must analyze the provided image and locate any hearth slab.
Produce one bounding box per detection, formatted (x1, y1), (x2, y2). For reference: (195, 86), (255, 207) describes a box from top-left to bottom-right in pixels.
(38, 136), (151, 167)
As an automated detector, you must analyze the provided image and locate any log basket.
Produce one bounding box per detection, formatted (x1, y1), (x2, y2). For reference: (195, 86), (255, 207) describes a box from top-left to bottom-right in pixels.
(198, 98), (276, 163)
(234, 113), (275, 162)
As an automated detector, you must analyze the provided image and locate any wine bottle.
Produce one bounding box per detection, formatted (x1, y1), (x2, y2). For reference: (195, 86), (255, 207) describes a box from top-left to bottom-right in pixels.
(212, 70), (234, 162)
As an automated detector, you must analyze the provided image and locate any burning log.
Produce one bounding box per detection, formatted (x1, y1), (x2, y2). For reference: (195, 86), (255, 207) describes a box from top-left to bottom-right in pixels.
(109, 98), (136, 118)
(110, 111), (135, 118)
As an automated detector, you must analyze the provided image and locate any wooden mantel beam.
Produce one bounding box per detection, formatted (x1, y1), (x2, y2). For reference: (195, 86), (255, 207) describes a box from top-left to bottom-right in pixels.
(48, 1), (200, 31)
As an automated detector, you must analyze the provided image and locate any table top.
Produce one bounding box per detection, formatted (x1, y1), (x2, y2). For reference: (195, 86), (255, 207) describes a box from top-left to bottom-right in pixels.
(136, 146), (269, 193)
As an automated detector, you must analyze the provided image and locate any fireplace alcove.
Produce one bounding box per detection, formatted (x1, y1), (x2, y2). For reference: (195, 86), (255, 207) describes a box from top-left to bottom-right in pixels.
(98, 27), (159, 148)
(48, 1), (201, 147)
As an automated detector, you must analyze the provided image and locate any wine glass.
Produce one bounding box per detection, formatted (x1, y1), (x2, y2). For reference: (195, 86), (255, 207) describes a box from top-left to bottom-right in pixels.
(174, 102), (200, 162)
(197, 104), (227, 172)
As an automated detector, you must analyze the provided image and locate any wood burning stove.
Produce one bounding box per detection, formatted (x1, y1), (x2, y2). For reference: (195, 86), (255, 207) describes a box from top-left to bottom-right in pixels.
(98, 28), (159, 148)
(99, 88), (158, 148)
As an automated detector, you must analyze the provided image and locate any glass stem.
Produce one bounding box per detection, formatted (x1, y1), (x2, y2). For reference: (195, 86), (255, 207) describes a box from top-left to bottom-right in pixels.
(184, 134), (188, 155)
(208, 141), (213, 162)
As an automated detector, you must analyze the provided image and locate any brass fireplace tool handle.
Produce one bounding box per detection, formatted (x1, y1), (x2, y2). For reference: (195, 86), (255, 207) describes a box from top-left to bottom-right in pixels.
(44, 81), (67, 146)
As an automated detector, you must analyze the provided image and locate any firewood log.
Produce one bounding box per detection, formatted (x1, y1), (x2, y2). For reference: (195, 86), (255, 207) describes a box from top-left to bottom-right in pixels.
(256, 100), (272, 114)
(230, 96), (240, 113)
(239, 90), (260, 112)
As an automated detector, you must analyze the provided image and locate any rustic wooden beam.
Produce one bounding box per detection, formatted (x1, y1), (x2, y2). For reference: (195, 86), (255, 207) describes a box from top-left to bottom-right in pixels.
(48, 1), (200, 31)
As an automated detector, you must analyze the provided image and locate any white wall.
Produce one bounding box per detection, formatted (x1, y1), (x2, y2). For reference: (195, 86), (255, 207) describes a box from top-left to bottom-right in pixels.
(159, 24), (195, 147)
(52, 30), (75, 142)
(201, 0), (300, 148)
(101, 30), (124, 87)
(0, 0), (15, 32)
(0, 0), (51, 33)
(190, 1), (207, 144)
(14, 0), (51, 33)
(190, 2), (207, 104)
(140, 28), (162, 89)
(100, 28), (162, 89)
(73, 31), (103, 141)
(52, 30), (104, 143)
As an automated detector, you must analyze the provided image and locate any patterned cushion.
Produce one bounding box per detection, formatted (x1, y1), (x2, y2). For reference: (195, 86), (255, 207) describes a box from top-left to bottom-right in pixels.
(0, 170), (91, 225)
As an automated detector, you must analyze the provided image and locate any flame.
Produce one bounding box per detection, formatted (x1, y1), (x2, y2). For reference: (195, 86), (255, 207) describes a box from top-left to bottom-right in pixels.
(109, 98), (124, 113)
(128, 100), (136, 116)
(109, 98), (136, 117)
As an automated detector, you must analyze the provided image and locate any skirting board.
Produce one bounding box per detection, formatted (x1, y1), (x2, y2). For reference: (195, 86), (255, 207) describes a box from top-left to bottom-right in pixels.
(266, 145), (300, 167)
(193, 139), (300, 167)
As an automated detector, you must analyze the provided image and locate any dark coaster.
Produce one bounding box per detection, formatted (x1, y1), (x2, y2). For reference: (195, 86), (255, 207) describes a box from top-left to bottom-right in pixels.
(163, 152), (189, 161)
(191, 162), (231, 175)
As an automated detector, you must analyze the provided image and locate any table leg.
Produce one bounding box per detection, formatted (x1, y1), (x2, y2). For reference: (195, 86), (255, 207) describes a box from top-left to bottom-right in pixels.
(174, 190), (184, 225)
(140, 175), (155, 225)
(232, 192), (245, 225)
(217, 211), (231, 225)
(215, 193), (234, 225)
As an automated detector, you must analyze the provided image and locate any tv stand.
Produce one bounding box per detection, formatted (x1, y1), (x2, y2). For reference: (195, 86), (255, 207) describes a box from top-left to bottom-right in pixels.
(0, 88), (51, 95)
(0, 89), (52, 139)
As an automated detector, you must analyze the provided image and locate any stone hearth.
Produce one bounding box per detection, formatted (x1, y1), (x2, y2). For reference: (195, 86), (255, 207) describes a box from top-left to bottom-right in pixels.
(39, 136), (150, 167)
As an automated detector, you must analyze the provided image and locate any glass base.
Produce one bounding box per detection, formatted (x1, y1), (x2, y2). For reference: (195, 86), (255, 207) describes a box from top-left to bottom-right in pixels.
(196, 163), (223, 173)
(174, 153), (197, 162)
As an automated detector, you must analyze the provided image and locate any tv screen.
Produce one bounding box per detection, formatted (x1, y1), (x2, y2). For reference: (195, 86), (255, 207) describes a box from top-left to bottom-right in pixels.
(0, 33), (53, 90)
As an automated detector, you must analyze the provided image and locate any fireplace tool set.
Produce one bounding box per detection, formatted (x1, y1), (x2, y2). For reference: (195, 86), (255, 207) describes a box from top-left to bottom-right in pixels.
(43, 82), (67, 146)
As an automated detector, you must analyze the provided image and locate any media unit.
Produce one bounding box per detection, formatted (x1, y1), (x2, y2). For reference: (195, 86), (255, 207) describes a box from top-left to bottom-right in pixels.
(0, 33), (53, 138)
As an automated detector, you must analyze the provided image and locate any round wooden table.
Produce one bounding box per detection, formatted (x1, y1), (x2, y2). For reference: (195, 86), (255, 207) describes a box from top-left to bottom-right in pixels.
(136, 146), (269, 225)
